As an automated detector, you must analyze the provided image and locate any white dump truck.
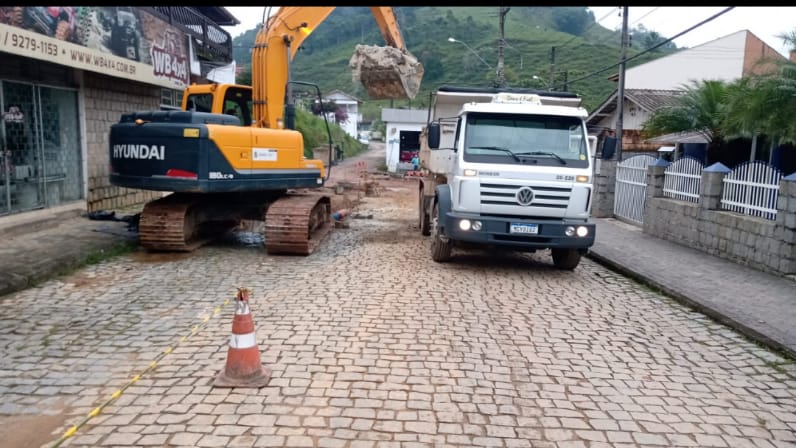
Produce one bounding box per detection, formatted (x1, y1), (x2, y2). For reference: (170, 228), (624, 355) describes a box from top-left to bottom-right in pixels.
(416, 86), (597, 269)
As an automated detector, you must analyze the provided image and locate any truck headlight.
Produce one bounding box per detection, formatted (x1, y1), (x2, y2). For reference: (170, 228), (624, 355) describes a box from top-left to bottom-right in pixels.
(576, 226), (589, 237)
(459, 219), (471, 231)
(472, 220), (482, 231)
(565, 226), (575, 236)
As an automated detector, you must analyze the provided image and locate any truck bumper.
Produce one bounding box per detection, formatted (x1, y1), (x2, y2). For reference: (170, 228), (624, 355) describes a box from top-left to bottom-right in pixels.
(443, 212), (595, 250)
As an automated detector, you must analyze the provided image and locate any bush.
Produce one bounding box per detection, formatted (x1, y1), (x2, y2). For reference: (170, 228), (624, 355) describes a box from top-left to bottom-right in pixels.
(295, 108), (366, 159)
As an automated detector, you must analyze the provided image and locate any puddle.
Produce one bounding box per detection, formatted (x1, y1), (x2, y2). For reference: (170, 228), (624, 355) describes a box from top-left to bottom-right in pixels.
(221, 230), (265, 247)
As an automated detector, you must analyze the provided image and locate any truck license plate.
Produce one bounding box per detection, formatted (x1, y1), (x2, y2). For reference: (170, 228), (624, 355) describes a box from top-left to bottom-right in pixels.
(509, 223), (538, 234)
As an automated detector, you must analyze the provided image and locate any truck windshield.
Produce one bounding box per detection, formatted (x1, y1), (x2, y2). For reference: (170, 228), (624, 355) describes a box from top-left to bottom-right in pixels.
(463, 113), (589, 168)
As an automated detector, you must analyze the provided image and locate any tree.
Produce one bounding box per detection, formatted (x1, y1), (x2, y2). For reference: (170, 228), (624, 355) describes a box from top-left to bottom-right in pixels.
(311, 100), (348, 124)
(722, 29), (796, 148)
(550, 7), (592, 36)
(642, 80), (729, 164)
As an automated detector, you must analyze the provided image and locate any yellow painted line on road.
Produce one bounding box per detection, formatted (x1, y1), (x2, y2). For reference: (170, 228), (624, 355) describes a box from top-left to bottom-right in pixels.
(48, 295), (235, 447)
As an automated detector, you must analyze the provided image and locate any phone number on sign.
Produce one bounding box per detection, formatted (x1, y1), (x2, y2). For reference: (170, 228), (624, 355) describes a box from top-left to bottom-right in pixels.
(3, 30), (59, 57)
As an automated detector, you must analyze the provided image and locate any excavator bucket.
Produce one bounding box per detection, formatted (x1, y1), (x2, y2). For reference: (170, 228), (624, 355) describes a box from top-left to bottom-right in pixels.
(349, 45), (424, 100)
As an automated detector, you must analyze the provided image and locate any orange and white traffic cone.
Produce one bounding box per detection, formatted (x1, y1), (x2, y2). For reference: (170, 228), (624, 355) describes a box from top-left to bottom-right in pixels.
(213, 287), (271, 388)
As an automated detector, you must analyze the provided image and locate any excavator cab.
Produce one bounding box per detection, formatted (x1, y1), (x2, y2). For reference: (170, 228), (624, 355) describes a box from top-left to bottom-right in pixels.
(182, 84), (253, 126)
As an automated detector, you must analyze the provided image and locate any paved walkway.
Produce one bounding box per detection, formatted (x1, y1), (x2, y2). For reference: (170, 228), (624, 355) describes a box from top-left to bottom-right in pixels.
(0, 214), (136, 297)
(587, 217), (796, 359)
(1, 170), (794, 360)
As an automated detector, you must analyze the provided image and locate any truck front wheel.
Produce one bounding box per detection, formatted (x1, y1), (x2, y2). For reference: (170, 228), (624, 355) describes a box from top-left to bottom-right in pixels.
(551, 248), (581, 270)
(430, 201), (452, 262)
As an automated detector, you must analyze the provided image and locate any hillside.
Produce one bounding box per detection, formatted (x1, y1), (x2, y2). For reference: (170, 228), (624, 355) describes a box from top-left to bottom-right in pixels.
(231, 7), (679, 117)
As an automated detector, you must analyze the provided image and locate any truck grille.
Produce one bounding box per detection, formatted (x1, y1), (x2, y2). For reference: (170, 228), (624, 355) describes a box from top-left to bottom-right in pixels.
(480, 183), (571, 209)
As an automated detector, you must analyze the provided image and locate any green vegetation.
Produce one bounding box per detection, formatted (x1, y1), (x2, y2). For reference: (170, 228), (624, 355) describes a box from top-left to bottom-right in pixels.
(295, 108), (366, 159)
(232, 7), (680, 114)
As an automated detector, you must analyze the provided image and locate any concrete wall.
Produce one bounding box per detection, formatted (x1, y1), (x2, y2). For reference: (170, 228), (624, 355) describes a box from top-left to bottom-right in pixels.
(82, 71), (162, 212)
(641, 163), (796, 277)
(624, 30), (746, 90)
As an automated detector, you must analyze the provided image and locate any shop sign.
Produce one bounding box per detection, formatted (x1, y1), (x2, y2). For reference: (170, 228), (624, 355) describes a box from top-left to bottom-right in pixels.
(0, 7), (189, 89)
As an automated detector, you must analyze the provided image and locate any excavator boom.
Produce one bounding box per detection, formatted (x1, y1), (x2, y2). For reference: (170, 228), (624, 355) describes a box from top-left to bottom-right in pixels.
(252, 7), (424, 129)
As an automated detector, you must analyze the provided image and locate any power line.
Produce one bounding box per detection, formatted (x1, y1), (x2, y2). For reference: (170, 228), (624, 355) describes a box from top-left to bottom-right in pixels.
(630, 7), (659, 26)
(555, 7), (735, 91)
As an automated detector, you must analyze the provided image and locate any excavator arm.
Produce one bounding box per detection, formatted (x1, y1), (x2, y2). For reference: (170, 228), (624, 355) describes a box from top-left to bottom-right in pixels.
(251, 7), (423, 129)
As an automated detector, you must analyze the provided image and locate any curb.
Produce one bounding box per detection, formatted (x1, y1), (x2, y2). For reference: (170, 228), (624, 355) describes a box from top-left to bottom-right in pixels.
(585, 251), (796, 361)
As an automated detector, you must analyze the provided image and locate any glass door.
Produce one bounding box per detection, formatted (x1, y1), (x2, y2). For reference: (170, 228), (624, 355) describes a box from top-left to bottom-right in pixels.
(0, 81), (82, 215)
(38, 86), (82, 205)
(1, 81), (42, 213)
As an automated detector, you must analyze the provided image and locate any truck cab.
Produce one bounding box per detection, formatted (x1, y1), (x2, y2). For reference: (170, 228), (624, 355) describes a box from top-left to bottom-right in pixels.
(419, 87), (597, 269)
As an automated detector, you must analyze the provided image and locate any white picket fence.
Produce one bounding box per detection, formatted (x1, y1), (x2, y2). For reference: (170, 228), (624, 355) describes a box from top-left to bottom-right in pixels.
(720, 161), (782, 221)
(663, 157), (703, 203)
(614, 154), (656, 225)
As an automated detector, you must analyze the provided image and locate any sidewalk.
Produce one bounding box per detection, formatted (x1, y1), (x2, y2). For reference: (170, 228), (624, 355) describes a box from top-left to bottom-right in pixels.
(0, 213), (136, 297)
(587, 217), (796, 359)
(1, 205), (794, 360)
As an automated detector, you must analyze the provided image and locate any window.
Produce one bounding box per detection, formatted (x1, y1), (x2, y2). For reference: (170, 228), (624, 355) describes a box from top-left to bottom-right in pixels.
(222, 87), (252, 126)
(160, 88), (184, 111)
(463, 113), (589, 168)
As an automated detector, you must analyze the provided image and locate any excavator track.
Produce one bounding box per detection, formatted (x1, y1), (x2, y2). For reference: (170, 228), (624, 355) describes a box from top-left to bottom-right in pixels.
(264, 193), (332, 255)
(138, 194), (212, 252)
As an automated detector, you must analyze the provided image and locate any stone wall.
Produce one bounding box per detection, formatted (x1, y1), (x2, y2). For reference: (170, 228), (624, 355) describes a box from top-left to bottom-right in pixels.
(643, 163), (796, 277)
(83, 72), (162, 212)
(591, 159), (617, 218)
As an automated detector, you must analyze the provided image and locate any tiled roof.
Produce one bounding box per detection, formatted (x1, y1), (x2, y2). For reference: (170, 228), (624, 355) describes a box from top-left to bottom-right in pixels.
(625, 89), (684, 111)
(587, 89), (684, 126)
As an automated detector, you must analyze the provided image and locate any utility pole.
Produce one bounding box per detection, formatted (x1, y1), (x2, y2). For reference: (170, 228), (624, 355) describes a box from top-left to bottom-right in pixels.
(496, 6), (510, 88)
(615, 6), (629, 161)
(562, 70), (568, 91)
(549, 46), (556, 91)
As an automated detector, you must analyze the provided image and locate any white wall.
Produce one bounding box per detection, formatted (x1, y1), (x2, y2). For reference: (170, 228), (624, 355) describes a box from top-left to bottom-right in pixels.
(594, 98), (657, 131)
(322, 93), (361, 139)
(385, 122), (424, 172)
(625, 31), (746, 90)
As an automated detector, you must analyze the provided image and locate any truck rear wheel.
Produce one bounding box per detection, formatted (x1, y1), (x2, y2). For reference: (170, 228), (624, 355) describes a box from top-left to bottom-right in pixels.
(430, 201), (452, 262)
(419, 189), (430, 236)
(551, 248), (581, 270)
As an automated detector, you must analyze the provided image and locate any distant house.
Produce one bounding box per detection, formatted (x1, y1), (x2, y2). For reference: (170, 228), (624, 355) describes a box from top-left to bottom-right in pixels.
(381, 108), (427, 173)
(322, 90), (361, 139)
(587, 29), (787, 154)
(587, 89), (685, 155)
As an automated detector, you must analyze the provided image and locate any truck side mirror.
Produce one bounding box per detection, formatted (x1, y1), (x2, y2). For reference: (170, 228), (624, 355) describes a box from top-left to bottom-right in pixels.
(587, 135), (597, 158)
(427, 122), (440, 149)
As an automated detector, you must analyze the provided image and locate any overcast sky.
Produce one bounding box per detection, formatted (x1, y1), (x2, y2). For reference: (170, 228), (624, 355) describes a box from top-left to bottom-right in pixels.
(223, 7), (795, 58)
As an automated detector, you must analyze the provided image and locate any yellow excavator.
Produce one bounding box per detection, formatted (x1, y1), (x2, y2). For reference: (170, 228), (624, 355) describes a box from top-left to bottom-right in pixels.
(108, 7), (423, 255)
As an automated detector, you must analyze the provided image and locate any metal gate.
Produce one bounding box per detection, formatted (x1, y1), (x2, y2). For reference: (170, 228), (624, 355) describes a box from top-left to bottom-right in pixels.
(613, 154), (656, 225)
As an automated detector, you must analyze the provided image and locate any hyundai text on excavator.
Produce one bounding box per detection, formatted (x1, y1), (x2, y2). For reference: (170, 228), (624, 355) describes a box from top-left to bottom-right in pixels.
(108, 7), (424, 255)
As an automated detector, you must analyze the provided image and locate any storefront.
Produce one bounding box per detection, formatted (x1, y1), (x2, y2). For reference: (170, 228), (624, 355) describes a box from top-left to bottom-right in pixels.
(1, 79), (81, 214)
(0, 6), (235, 219)
(381, 108), (427, 173)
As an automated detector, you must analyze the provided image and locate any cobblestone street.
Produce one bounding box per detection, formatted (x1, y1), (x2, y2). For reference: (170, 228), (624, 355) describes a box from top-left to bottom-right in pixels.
(1, 144), (795, 448)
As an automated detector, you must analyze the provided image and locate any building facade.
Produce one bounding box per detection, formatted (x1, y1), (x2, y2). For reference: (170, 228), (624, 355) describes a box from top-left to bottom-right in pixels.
(0, 6), (236, 223)
(587, 30), (786, 156)
(381, 108), (427, 173)
(322, 90), (362, 140)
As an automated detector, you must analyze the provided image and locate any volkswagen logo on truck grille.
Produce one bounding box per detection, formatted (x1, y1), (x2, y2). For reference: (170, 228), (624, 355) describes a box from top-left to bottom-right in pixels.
(516, 187), (534, 206)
